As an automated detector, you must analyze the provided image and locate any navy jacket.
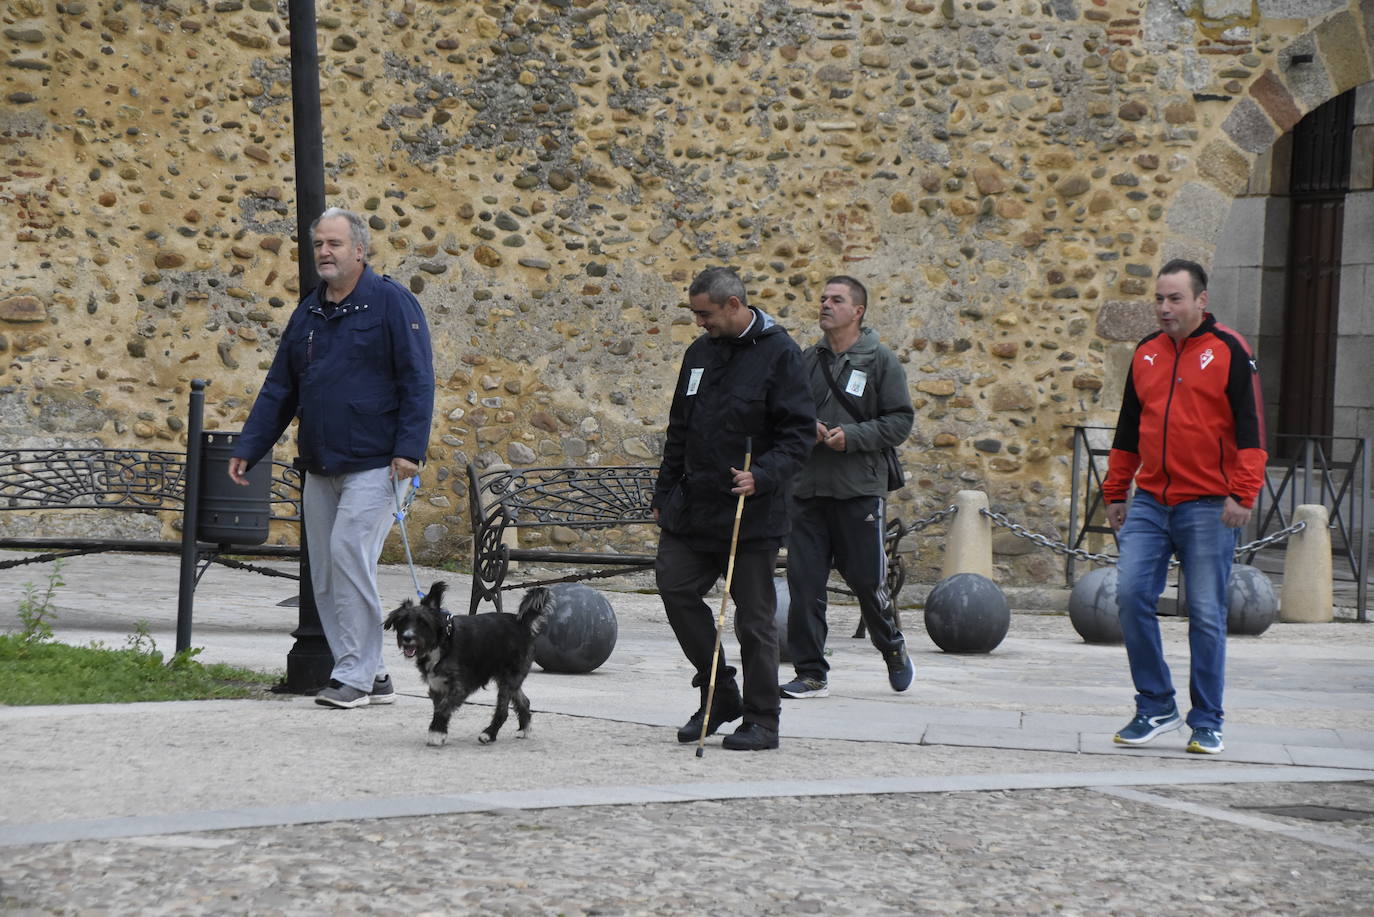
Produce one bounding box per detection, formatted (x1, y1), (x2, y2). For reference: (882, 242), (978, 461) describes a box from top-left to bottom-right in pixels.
(652, 308), (815, 551)
(232, 266), (435, 476)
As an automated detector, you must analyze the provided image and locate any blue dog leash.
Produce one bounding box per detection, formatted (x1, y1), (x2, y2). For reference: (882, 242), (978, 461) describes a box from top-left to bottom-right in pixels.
(392, 474), (424, 600)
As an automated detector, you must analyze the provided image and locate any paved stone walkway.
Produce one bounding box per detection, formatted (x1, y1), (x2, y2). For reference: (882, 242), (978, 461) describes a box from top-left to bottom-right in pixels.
(1, 553), (1371, 914)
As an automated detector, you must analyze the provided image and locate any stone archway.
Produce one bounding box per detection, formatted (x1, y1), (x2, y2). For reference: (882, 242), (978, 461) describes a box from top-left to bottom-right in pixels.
(1210, 76), (1373, 448)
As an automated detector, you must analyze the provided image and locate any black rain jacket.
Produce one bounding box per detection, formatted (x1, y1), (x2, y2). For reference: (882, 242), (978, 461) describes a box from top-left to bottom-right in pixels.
(653, 308), (815, 551)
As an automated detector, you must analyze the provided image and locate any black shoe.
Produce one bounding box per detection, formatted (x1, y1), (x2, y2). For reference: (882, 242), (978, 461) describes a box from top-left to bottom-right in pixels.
(676, 673), (744, 743)
(722, 722), (779, 751)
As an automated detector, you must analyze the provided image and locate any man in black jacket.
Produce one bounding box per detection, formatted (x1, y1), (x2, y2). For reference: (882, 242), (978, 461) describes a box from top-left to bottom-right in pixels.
(652, 266), (814, 751)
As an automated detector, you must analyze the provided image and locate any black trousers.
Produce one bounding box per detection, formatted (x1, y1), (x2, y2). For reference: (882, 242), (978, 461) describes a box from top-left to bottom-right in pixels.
(785, 494), (904, 680)
(655, 531), (781, 731)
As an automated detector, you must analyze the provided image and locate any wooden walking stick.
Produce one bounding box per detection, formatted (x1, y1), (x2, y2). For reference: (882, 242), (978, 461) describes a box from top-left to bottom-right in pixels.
(697, 437), (753, 758)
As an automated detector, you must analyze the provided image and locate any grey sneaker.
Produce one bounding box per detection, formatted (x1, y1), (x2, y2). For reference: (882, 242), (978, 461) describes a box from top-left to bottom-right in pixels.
(1113, 706), (1182, 745)
(369, 674), (396, 705)
(780, 676), (829, 699)
(315, 679), (370, 709)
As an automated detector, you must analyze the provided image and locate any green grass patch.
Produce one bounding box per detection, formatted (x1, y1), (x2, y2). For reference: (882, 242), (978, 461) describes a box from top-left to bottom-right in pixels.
(3, 560), (280, 705)
(0, 635), (281, 705)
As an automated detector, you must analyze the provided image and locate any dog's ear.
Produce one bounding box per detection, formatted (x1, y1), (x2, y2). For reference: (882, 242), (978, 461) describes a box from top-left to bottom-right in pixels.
(518, 586), (552, 636)
(422, 581), (448, 610)
(383, 603), (404, 631)
(519, 586), (552, 615)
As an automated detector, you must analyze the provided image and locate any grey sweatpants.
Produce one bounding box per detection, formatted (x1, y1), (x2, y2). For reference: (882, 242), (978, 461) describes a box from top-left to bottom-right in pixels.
(303, 466), (397, 692)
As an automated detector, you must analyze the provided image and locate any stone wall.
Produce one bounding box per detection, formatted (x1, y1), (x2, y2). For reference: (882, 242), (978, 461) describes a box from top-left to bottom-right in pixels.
(3, 0), (1372, 584)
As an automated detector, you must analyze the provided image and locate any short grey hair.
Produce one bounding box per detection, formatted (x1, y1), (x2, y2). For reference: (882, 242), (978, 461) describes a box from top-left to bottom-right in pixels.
(310, 207), (370, 253)
(688, 266), (747, 308)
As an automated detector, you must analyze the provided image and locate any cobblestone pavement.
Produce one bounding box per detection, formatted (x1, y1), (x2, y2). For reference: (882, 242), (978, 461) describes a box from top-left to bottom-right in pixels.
(2, 781), (1372, 916)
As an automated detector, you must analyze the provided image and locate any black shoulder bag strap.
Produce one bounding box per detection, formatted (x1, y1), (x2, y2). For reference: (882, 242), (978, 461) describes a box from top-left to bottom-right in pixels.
(818, 353), (869, 424)
(818, 352), (906, 491)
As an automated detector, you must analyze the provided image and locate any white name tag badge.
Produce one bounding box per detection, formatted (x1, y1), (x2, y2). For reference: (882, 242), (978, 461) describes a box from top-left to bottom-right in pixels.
(686, 367), (704, 396)
(845, 370), (867, 397)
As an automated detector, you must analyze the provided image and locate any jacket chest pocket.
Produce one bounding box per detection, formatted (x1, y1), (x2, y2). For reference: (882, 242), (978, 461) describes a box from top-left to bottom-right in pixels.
(723, 391), (766, 433)
(345, 313), (385, 364)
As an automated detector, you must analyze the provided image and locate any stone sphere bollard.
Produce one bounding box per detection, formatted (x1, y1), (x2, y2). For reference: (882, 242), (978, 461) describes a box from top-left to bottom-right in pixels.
(533, 583), (619, 674)
(772, 577), (792, 665)
(1227, 564), (1278, 636)
(1068, 566), (1124, 644)
(923, 573), (1010, 654)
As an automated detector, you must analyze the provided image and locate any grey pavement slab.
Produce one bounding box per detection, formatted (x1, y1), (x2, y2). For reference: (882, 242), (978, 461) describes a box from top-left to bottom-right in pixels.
(1, 551), (1371, 853)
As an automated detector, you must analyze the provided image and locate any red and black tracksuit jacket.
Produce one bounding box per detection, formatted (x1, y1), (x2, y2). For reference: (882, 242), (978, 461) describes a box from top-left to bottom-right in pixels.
(1103, 313), (1267, 508)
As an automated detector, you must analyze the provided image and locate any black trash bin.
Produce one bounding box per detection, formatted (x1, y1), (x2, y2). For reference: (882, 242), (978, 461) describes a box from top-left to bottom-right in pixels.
(197, 431), (271, 545)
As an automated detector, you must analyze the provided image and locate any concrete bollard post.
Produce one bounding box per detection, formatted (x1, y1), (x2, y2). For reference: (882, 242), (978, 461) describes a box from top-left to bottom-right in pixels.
(502, 525), (521, 572)
(942, 490), (993, 580)
(1279, 504), (1332, 623)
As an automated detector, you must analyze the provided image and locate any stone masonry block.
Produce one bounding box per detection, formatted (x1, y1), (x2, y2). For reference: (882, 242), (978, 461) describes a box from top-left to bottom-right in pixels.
(1222, 98), (1277, 155)
(1165, 181), (1231, 244)
(1095, 300), (1156, 342)
(1314, 12), (1373, 93)
(1143, 0), (1195, 44)
(1203, 0), (1249, 17)
(1248, 70), (1303, 134)
(1213, 197), (1268, 269)
(1341, 192), (1374, 265)
(1280, 35), (1333, 111)
(1196, 139), (1252, 196)
(1258, 0), (1345, 16)
(1355, 81), (1374, 127)
(1334, 336), (1374, 407)
(1208, 266), (1262, 339)
(1350, 125), (1374, 191)
(1335, 262), (1367, 336)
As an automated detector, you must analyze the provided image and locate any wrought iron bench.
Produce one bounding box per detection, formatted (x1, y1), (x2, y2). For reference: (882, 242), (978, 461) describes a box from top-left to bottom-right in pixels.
(0, 447), (304, 578)
(465, 463), (909, 618)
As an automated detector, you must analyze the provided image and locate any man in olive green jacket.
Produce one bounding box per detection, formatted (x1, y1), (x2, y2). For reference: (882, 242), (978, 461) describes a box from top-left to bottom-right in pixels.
(782, 276), (916, 698)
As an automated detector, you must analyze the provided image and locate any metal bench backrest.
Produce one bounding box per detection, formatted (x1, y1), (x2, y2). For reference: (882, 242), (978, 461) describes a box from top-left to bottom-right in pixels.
(0, 449), (302, 522)
(468, 465), (656, 529)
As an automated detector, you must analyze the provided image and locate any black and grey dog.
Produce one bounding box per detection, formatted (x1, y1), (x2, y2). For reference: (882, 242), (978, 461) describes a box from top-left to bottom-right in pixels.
(383, 581), (550, 747)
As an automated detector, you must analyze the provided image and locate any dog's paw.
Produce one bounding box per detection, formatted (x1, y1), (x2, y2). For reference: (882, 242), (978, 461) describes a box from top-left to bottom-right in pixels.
(478, 731), (496, 745)
(516, 727), (531, 739)
(426, 731), (447, 747)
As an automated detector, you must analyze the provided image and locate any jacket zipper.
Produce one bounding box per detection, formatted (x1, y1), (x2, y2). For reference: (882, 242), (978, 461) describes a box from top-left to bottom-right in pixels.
(1160, 338), (1182, 503)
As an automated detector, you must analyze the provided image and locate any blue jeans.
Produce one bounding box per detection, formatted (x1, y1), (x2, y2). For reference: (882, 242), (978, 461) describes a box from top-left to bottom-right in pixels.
(1115, 491), (1237, 730)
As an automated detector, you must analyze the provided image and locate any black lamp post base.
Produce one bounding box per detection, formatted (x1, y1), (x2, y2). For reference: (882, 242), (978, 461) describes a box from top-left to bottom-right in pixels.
(279, 637), (334, 695)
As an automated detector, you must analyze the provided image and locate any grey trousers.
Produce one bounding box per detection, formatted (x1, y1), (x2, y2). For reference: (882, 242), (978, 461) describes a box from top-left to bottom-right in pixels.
(303, 466), (397, 692)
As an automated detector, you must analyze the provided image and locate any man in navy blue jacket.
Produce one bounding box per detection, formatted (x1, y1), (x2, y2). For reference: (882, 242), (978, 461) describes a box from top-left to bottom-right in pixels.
(229, 208), (434, 709)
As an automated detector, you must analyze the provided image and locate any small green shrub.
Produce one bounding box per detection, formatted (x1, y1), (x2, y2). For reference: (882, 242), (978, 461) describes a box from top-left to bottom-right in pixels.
(16, 560), (63, 644)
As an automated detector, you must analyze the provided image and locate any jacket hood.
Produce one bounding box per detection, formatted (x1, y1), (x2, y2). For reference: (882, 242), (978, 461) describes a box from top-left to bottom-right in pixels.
(814, 325), (879, 355)
(716, 306), (780, 346)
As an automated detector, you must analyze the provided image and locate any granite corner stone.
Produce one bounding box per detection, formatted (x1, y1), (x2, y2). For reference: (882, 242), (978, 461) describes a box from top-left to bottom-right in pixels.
(1221, 97), (1277, 155)
(1314, 10), (1374, 93)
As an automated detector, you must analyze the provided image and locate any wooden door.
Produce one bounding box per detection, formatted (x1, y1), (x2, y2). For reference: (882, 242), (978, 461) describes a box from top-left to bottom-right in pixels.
(1278, 90), (1355, 454)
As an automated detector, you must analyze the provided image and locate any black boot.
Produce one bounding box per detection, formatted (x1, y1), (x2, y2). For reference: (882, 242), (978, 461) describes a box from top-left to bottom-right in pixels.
(676, 667), (744, 743)
(722, 721), (779, 751)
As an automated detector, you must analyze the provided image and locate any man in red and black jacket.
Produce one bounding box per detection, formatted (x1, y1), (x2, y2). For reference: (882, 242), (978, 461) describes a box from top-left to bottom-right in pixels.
(1101, 259), (1267, 756)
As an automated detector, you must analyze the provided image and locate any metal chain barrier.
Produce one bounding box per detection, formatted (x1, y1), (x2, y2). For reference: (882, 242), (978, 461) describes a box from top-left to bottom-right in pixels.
(903, 504), (958, 535)
(979, 508), (1308, 567)
(1234, 520), (1306, 556)
(980, 508), (1120, 566)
